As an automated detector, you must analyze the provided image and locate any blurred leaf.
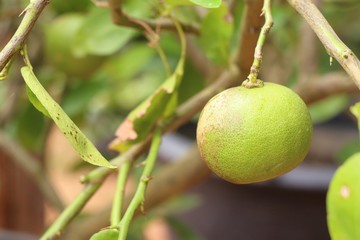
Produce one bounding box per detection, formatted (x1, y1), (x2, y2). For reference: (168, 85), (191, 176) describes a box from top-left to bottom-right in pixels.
(165, 0), (221, 8)
(199, 4), (233, 65)
(21, 66), (114, 168)
(109, 24), (186, 152)
(309, 95), (349, 123)
(26, 86), (50, 117)
(62, 80), (106, 118)
(74, 8), (137, 57)
(50, 0), (91, 14)
(178, 61), (205, 104)
(122, 0), (154, 18)
(102, 43), (156, 81)
(152, 194), (201, 216)
(15, 104), (46, 151)
(327, 153), (360, 240)
(337, 140), (360, 164)
(109, 63), (184, 152)
(191, 0), (221, 8)
(272, 4), (299, 51)
(166, 216), (202, 240)
(89, 228), (119, 240)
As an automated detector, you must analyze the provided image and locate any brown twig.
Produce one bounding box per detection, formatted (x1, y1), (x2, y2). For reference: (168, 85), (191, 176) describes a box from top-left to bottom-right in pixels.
(0, 0), (50, 71)
(235, 0), (264, 80)
(107, 0), (200, 35)
(295, 71), (357, 104)
(0, 131), (63, 210)
(287, 0), (360, 89)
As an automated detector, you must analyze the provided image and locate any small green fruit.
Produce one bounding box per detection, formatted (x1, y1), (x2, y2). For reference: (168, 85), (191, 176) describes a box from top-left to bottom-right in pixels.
(327, 153), (360, 240)
(196, 82), (312, 184)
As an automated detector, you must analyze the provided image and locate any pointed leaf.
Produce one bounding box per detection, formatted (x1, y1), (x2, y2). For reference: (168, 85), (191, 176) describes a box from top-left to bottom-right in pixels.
(110, 21), (186, 152)
(21, 66), (115, 168)
(327, 153), (360, 240)
(73, 8), (137, 56)
(109, 60), (184, 152)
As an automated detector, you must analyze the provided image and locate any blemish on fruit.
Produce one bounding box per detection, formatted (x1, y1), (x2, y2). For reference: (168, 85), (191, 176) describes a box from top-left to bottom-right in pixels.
(340, 185), (350, 199)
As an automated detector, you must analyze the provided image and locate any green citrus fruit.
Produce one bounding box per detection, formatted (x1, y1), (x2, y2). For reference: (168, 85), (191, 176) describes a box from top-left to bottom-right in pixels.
(327, 153), (360, 240)
(196, 82), (312, 184)
(44, 14), (105, 79)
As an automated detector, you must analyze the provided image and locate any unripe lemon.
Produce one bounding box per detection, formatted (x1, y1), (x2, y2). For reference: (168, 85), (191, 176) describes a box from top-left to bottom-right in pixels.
(196, 82), (312, 184)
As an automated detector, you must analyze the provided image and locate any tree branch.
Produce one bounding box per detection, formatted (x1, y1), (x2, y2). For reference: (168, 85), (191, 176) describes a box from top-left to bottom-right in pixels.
(235, 0), (264, 80)
(287, 0), (360, 89)
(295, 71), (357, 104)
(0, 0), (50, 71)
(108, 0), (200, 35)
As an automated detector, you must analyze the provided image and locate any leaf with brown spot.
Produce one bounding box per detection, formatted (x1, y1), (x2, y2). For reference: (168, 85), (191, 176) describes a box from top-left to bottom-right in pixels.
(109, 21), (186, 153)
(21, 66), (115, 169)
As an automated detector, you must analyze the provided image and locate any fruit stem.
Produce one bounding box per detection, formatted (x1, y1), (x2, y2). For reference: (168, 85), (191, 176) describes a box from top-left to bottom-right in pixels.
(117, 127), (162, 240)
(242, 0), (273, 88)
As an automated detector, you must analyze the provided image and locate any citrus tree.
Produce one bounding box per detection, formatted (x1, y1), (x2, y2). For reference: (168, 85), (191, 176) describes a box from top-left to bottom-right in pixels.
(0, 0), (360, 239)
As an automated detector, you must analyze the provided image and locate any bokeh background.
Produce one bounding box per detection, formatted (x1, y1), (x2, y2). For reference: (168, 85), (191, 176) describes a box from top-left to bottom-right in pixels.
(1, 0), (360, 239)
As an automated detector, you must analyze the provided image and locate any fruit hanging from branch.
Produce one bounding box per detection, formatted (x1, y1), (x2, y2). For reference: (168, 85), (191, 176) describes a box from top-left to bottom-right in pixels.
(197, 82), (312, 184)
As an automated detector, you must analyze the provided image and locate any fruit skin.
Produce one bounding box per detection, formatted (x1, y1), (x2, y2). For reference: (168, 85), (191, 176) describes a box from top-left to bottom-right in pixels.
(196, 82), (312, 184)
(327, 153), (360, 240)
(44, 14), (105, 79)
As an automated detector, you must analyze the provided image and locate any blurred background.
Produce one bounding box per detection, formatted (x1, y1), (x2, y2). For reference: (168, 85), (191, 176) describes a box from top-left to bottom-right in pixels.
(0, 0), (360, 239)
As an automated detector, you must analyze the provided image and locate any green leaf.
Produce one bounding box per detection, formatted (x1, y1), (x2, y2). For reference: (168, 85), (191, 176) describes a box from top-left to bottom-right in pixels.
(109, 22), (186, 152)
(309, 95), (349, 123)
(73, 8), (137, 56)
(26, 86), (50, 118)
(15, 103), (46, 151)
(21, 66), (115, 168)
(199, 4), (233, 65)
(89, 228), (119, 240)
(190, 0), (221, 8)
(164, 0), (221, 8)
(327, 153), (360, 240)
(109, 64), (183, 152)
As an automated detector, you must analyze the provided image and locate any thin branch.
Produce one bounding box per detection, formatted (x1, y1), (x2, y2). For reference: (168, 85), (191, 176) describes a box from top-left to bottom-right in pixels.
(40, 182), (104, 240)
(287, 0), (360, 89)
(242, 0), (273, 88)
(118, 128), (162, 240)
(64, 144), (210, 240)
(295, 71), (357, 104)
(0, 131), (63, 211)
(110, 161), (131, 226)
(0, 0), (50, 71)
(108, 0), (200, 35)
(40, 146), (141, 240)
